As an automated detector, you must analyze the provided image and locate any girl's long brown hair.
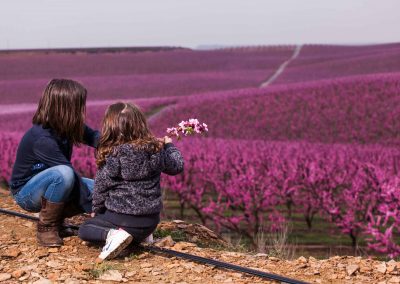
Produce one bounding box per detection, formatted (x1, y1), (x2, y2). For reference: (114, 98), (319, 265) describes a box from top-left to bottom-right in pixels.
(96, 102), (162, 167)
(32, 79), (87, 145)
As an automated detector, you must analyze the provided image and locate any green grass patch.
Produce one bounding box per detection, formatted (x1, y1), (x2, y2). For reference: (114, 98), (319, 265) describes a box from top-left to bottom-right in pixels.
(89, 262), (124, 278)
(153, 228), (187, 242)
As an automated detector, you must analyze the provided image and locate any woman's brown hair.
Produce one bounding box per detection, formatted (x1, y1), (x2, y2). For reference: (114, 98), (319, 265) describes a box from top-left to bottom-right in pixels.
(32, 79), (87, 145)
(96, 102), (162, 167)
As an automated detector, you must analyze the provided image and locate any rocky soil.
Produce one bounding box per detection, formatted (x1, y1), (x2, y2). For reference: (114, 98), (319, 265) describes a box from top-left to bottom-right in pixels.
(1, 189), (400, 283)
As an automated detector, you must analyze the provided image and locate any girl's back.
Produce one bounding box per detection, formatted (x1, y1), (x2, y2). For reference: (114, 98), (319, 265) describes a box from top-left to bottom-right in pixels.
(92, 142), (183, 215)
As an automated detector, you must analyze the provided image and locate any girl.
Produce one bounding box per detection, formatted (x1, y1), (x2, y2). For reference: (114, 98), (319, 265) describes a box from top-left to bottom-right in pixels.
(10, 79), (100, 247)
(78, 102), (184, 261)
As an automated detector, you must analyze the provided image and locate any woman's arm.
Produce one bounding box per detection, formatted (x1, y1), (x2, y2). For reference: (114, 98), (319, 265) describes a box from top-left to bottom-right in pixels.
(33, 137), (73, 168)
(83, 125), (100, 148)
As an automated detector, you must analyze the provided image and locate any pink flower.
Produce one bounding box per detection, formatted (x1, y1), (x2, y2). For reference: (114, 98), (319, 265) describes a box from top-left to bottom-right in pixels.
(166, 119), (208, 139)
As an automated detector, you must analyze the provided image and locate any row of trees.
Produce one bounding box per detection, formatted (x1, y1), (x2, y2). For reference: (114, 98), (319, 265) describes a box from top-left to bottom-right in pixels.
(162, 138), (400, 257)
(2, 133), (400, 257)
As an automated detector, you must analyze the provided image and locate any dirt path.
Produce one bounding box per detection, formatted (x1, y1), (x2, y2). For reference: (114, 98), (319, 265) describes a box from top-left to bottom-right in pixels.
(0, 97), (176, 116)
(0, 190), (399, 283)
(260, 45), (302, 88)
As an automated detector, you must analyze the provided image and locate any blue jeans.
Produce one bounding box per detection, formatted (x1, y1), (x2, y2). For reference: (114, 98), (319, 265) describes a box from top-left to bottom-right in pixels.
(13, 165), (94, 213)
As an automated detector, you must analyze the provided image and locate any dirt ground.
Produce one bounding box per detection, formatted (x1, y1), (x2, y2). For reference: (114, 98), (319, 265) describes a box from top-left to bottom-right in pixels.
(0, 189), (399, 284)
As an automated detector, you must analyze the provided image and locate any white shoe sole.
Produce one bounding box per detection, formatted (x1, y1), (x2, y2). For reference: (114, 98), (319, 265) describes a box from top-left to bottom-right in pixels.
(97, 234), (133, 262)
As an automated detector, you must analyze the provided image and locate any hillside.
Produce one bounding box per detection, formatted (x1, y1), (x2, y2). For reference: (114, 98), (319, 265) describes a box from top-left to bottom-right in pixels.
(0, 189), (398, 284)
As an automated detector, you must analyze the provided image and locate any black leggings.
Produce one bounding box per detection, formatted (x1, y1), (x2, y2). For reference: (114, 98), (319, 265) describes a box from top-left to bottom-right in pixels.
(78, 214), (157, 244)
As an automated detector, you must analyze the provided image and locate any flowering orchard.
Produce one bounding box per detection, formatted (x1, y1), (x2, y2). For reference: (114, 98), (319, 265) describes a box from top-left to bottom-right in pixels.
(162, 138), (400, 255)
(274, 43), (400, 84)
(1, 44), (400, 257)
(0, 47), (293, 104)
(151, 73), (400, 146)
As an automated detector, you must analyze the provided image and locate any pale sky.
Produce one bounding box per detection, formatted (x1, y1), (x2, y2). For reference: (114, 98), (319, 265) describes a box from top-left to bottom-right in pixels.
(0, 0), (399, 50)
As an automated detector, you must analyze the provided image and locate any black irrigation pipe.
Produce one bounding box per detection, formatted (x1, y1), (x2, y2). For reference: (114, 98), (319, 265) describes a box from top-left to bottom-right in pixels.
(0, 207), (79, 230)
(0, 207), (310, 284)
(145, 245), (310, 284)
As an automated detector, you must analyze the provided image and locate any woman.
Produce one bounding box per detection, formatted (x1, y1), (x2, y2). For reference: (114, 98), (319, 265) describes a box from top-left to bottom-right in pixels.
(10, 79), (100, 247)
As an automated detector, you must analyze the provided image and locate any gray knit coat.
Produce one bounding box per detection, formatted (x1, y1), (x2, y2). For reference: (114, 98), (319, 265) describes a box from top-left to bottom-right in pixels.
(92, 143), (184, 215)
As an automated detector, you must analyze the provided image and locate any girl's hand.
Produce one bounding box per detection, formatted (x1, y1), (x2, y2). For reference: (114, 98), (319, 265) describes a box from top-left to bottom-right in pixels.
(163, 136), (172, 144)
(90, 212), (96, 218)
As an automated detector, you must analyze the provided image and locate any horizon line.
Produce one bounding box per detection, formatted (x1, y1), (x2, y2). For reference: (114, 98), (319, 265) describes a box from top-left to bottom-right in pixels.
(0, 41), (400, 53)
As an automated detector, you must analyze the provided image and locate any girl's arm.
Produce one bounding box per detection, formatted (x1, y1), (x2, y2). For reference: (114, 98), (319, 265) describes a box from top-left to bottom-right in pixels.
(161, 143), (184, 176)
(83, 125), (101, 148)
(92, 167), (111, 214)
(92, 156), (120, 214)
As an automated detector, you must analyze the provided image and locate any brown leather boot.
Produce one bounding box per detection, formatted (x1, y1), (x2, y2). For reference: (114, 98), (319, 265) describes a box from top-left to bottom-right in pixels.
(37, 197), (65, 247)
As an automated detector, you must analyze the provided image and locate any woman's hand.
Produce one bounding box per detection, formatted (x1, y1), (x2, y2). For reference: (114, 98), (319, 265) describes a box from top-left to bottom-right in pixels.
(90, 212), (96, 218)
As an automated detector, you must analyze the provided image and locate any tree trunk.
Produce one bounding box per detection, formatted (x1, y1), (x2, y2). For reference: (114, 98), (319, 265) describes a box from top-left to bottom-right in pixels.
(286, 201), (292, 219)
(179, 201), (185, 219)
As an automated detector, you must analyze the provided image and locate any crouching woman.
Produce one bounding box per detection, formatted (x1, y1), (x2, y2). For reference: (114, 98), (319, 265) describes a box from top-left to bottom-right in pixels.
(10, 79), (99, 247)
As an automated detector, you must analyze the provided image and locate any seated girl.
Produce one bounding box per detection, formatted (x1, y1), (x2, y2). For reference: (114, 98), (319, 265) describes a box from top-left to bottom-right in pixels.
(78, 102), (184, 262)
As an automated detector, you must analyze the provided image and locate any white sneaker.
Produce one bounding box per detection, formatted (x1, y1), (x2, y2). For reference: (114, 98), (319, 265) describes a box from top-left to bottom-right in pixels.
(143, 233), (154, 244)
(96, 228), (133, 262)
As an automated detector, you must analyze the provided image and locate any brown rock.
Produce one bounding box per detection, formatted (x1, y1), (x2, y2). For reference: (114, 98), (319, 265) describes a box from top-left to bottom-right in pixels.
(360, 264), (373, 273)
(64, 278), (80, 284)
(308, 256), (317, 262)
(76, 263), (93, 272)
(46, 260), (61, 268)
(99, 270), (123, 282)
(231, 272), (243, 278)
(388, 264), (398, 274)
(172, 242), (197, 251)
(35, 249), (49, 258)
(329, 274), (338, 280)
(48, 247), (59, 253)
(125, 271), (136, 278)
(346, 264), (359, 276)
(192, 266), (204, 273)
(1, 247), (20, 258)
(138, 252), (150, 259)
(155, 236), (175, 248)
(140, 263), (152, 269)
(32, 279), (52, 284)
(11, 269), (26, 278)
(214, 274), (226, 280)
(0, 273), (11, 282)
(19, 272), (30, 281)
(297, 256), (307, 263)
(389, 276), (400, 283)
(47, 272), (60, 281)
(377, 262), (387, 274)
